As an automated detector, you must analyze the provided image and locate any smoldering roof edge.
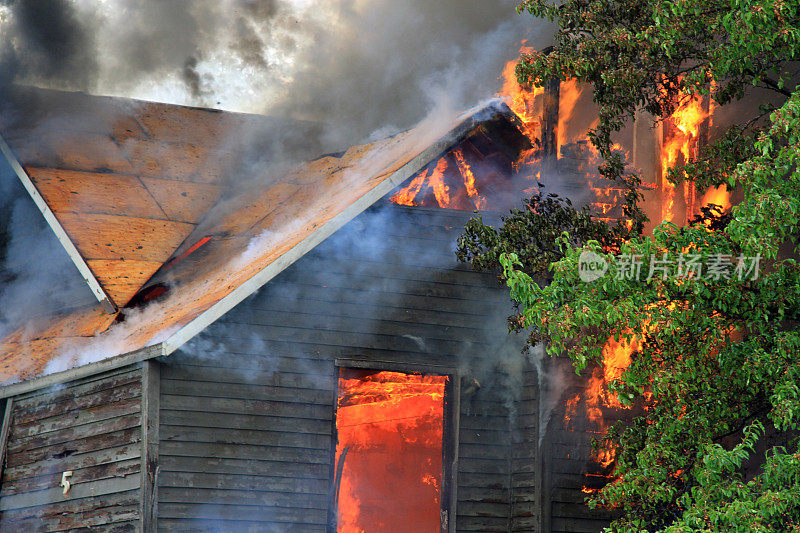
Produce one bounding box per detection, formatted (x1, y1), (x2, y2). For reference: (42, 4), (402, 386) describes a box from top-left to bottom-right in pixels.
(0, 342), (165, 399)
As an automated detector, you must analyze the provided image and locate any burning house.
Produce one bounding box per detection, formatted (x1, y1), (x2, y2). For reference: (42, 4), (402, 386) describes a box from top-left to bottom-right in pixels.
(0, 68), (725, 533)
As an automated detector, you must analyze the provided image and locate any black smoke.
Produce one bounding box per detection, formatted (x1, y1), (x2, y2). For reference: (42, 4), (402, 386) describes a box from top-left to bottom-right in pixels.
(0, 0), (98, 90)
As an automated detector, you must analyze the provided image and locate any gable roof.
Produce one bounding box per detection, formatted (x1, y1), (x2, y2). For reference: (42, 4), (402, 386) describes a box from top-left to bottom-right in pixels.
(0, 87), (528, 395)
(0, 86), (319, 312)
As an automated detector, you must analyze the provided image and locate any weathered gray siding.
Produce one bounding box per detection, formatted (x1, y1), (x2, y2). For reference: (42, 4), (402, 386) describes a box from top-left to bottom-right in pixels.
(511, 358), (540, 532)
(156, 353), (334, 532)
(155, 204), (533, 532)
(0, 366), (142, 532)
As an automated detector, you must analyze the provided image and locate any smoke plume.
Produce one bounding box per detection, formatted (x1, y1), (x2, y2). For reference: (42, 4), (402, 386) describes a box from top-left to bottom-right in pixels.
(0, 0), (548, 151)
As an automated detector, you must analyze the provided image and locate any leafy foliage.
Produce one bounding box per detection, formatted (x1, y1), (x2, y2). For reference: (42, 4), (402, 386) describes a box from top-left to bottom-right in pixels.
(460, 0), (800, 530)
(456, 188), (619, 278)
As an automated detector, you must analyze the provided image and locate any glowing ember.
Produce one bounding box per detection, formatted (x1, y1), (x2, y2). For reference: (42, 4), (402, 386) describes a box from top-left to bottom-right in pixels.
(334, 369), (448, 533)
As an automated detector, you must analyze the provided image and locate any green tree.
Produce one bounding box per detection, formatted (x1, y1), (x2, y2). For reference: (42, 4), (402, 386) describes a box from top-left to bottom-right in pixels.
(459, 0), (800, 530)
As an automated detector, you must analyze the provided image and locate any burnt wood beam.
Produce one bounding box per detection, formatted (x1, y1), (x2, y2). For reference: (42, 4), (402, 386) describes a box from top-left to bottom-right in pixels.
(542, 77), (560, 160)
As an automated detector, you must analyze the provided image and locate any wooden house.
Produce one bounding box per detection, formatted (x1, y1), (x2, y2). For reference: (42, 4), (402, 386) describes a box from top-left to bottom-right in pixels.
(0, 87), (616, 532)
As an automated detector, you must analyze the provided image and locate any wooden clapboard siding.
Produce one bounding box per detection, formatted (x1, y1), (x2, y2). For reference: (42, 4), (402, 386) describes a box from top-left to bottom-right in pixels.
(511, 358), (541, 532)
(0, 366), (142, 532)
(157, 356), (334, 532)
(457, 387), (512, 533)
(155, 204), (525, 531)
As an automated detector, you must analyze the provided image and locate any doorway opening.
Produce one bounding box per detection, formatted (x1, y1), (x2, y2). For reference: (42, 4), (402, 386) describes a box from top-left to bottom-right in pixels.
(331, 368), (451, 532)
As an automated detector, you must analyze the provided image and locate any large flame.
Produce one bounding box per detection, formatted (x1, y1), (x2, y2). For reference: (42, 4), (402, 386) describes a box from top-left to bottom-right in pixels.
(452, 148), (487, 210)
(660, 90), (733, 223)
(335, 370), (447, 532)
(557, 79), (584, 157)
(660, 93), (709, 223)
(498, 43), (542, 138)
(565, 333), (638, 491)
(389, 43), (544, 211)
(389, 152), (487, 210)
(700, 184), (731, 212)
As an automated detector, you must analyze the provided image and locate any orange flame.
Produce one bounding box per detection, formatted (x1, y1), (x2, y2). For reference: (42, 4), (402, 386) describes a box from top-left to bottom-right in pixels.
(390, 151), (489, 210)
(391, 43), (548, 211)
(452, 148), (486, 210)
(335, 370), (447, 532)
(567, 332), (638, 491)
(427, 158), (451, 208)
(390, 172), (426, 207)
(557, 79), (584, 157)
(498, 44), (542, 138)
(700, 184), (731, 212)
(565, 393), (581, 426)
(660, 93), (709, 223)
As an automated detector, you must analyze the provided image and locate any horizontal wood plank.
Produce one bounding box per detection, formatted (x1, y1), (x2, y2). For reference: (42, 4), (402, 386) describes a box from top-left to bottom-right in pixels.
(160, 425), (329, 450)
(158, 472), (327, 494)
(2, 458), (140, 496)
(160, 394), (332, 420)
(159, 455), (329, 480)
(158, 502), (327, 524)
(159, 441), (329, 465)
(161, 379), (332, 405)
(158, 487), (327, 510)
(3, 443), (141, 484)
(160, 410), (332, 435)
